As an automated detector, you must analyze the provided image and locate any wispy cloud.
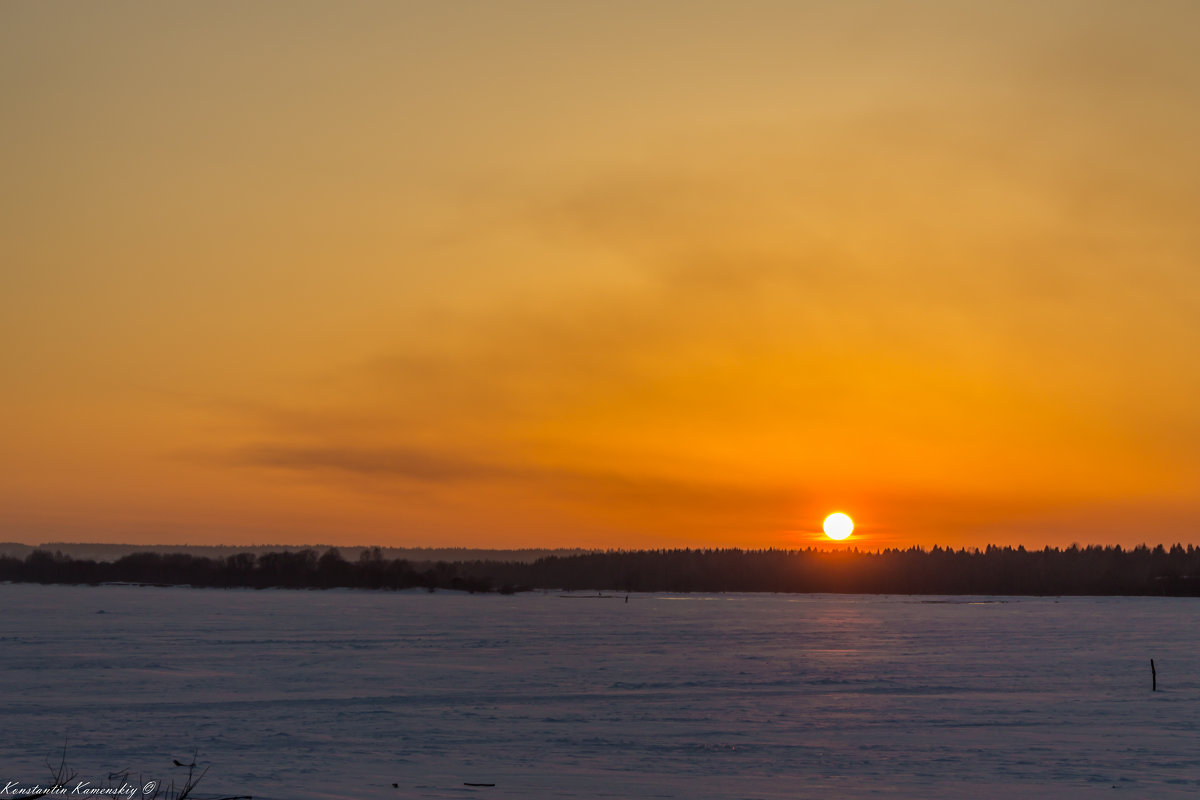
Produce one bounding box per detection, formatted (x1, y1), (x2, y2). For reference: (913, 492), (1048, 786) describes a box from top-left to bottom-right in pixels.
(228, 439), (803, 532)
(233, 444), (514, 483)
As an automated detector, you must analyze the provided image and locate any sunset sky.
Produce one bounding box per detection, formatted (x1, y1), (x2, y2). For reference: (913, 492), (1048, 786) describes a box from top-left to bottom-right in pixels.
(4, 1), (1199, 550)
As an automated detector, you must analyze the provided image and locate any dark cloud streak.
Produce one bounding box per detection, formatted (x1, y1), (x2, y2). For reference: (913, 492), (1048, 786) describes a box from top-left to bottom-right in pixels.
(232, 441), (798, 520)
(234, 444), (513, 483)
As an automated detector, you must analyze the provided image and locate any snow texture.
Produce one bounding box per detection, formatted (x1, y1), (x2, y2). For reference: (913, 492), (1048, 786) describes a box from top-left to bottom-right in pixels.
(1, 584), (1198, 799)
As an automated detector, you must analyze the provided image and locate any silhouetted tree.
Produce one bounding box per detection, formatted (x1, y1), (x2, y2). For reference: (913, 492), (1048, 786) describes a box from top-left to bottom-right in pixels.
(5, 544), (1200, 596)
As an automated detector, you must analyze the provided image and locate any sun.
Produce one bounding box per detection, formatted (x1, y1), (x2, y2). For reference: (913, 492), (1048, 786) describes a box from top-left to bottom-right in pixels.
(823, 512), (854, 540)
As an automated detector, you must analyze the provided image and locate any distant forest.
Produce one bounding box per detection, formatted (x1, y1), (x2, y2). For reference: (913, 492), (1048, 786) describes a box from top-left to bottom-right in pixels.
(0, 541), (592, 564)
(3, 544), (1200, 595)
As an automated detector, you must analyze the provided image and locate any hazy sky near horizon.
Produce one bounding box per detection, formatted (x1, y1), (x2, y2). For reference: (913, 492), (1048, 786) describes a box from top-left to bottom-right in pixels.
(4, 1), (1200, 549)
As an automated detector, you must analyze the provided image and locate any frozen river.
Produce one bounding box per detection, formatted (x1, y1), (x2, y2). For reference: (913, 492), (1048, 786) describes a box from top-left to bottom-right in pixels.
(1, 584), (1198, 799)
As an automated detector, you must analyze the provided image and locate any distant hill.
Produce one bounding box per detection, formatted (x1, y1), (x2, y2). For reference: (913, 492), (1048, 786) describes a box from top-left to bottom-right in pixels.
(0, 542), (596, 564)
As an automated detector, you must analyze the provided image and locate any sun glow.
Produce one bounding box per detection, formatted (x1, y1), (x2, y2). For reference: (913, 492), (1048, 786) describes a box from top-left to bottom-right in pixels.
(823, 513), (854, 540)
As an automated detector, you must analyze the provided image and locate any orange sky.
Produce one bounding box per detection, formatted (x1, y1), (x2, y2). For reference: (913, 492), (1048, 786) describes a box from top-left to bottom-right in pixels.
(3, 1), (1199, 550)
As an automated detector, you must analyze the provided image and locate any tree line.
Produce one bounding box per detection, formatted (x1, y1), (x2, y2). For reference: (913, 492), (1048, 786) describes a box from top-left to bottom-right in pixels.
(0, 547), (491, 593)
(3, 543), (1200, 595)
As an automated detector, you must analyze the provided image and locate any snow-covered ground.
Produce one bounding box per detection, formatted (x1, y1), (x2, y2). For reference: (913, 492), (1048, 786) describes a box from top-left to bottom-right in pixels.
(1, 584), (1198, 799)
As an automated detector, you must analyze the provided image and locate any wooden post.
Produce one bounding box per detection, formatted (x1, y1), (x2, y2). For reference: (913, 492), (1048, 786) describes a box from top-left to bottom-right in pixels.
(1151, 658), (1157, 691)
